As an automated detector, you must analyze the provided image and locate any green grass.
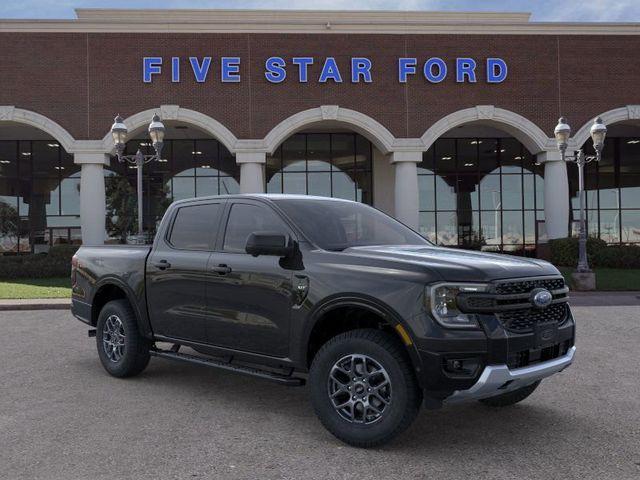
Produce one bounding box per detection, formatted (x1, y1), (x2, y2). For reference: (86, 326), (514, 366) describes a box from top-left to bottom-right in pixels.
(558, 267), (640, 291)
(0, 277), (71, 299)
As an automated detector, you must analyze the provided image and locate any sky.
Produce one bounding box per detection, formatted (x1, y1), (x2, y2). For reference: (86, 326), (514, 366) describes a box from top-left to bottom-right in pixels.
(1, 0), (640, 22)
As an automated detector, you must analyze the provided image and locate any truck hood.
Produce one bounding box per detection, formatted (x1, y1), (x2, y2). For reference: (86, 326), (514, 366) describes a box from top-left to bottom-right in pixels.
(343, 245), (559, 282)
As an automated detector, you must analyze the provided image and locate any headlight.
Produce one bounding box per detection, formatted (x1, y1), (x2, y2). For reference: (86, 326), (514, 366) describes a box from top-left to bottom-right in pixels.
(427, 283), (488, 329)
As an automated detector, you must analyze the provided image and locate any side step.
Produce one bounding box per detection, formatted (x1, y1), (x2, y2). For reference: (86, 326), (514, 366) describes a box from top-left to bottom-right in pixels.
(149, 348), (305, 386)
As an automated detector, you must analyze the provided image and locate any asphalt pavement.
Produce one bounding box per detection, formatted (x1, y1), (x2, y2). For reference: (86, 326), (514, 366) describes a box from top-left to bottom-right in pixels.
(1, 307), (639, 480)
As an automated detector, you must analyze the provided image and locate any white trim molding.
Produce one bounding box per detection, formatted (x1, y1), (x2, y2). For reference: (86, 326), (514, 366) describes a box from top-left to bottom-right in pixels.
(2, 9), (640, 35)
(100, 105), (239, 154)
(0, 106), (76, 153)
(263, 106), (396, 155)
(571, 105), (640, 149)
(421, 105), (553, 154)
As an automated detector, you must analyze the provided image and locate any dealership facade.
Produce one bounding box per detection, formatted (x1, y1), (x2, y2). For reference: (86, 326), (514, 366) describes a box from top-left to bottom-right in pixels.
(1, 9), (640, 254)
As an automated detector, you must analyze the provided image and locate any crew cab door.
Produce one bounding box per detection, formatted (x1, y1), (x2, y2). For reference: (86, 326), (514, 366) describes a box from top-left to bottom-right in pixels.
(204, 200), (295, 357)
(146, 201), (224, 342)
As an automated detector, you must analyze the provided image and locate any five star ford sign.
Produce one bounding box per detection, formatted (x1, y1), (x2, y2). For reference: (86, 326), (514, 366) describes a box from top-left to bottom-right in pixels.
(142, 57), (508, 84)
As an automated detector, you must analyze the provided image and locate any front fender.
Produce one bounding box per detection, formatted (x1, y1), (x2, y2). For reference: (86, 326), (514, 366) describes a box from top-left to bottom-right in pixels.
(297, 293), (425, 381)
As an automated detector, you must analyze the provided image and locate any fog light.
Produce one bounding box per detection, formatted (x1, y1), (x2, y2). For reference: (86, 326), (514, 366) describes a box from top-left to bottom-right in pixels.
(444, 357), (481, 377)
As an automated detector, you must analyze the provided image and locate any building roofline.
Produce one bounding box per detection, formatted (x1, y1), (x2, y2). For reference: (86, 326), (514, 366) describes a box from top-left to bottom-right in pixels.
(0, 8), (639, 35)
(73, 8), (532, 24)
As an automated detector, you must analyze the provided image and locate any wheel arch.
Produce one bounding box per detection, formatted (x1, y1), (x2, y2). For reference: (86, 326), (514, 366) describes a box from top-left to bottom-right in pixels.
(302, 295), (423, 375)
(90, 277), (152, 338)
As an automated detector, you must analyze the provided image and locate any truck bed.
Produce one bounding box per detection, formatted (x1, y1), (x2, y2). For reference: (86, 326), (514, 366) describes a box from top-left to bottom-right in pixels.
(71, 245), (153, 328)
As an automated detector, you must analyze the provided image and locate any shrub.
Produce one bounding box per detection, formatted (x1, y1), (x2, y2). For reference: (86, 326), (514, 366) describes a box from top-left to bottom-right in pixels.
(549, 236), (640, 269)
(593, 245), (640, 269)
(548, 236), (606, 267)
(0, 245), (79, 279)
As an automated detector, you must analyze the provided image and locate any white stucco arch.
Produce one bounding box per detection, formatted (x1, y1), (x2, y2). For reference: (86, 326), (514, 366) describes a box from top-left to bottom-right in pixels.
(420, 105), (553, 154)
(0, 106), (76, 153)
(572, 105), (640, 148)
(263, 106), (396, 155)
(100, 105), (239, 154)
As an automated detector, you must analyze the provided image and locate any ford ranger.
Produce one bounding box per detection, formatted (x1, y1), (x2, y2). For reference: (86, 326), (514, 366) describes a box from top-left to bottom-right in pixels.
(71, 194), (575, 447)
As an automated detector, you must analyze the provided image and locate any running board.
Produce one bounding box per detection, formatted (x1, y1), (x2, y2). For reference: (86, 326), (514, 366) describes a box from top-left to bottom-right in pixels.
(149, 348), (305, 386)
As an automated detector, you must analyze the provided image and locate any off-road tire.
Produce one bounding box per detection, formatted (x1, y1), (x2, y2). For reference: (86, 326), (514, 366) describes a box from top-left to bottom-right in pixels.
(479, 380), (541, 407)
(309, 328), (423, 448)
(96, 299), (151, 377)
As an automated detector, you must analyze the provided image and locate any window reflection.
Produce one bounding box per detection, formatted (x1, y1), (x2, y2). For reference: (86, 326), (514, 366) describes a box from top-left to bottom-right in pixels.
(106, 138), (239, 242)
(568, 137), (640, 244)
(0, 140), (80, 253)
(266, 133), (373, 204)
(418, 137), (544, 253)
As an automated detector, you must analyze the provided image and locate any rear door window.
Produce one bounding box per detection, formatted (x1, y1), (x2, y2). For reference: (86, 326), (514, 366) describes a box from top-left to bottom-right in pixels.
(168, 203), (222, 250)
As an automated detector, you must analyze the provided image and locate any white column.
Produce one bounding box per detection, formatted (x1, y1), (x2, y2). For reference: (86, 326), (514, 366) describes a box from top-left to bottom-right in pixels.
(391, 151), (421, 229)
(237, 151), (266, 194)
(538, 151), (569, 239)
(75, 152), (109, 245)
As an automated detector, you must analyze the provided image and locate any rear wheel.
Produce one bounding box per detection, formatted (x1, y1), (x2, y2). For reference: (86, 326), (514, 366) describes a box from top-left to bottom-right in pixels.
(309, 329), (422, 448)
(479, 380), (541, 407)
(96, 299), (151, 377)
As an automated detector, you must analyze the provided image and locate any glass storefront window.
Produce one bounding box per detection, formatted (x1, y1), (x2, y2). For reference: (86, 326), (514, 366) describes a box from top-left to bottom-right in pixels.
(419, 137), (543, 253)
(104, 138), (239, 242)
(0, 140), (81, 253)
(266, 133), (373, 204)
(569, 136), (640, 244)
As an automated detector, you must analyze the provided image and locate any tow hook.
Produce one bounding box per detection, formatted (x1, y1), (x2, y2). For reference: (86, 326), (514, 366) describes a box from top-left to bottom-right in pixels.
(88, 329), (96, 338)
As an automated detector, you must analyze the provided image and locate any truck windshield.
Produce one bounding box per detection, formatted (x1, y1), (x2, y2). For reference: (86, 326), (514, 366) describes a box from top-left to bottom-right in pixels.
(273, 199), (430, 251)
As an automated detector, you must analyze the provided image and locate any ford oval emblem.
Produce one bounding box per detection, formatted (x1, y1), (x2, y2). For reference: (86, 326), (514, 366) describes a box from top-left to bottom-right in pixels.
(531, 288), (553, 309)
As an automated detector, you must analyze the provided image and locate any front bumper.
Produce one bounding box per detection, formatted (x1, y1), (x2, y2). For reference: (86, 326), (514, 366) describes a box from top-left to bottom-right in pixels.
(444, 346), (576, 404)
(409, 306), (575, 396)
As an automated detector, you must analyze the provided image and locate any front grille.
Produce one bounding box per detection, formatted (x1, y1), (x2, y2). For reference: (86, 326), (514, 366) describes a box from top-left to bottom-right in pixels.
(459, 276), (570, 333)
(497, 303), (568, 332)
(495, 277), (565, 295)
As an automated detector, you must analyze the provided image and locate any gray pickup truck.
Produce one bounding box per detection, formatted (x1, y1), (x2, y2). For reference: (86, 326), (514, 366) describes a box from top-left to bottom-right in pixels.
(71, 194), (575, 447)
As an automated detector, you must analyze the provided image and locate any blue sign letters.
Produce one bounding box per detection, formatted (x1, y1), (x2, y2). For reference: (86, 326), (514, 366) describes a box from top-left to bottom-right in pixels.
(487, 58), (508, 83)
(189, 57), (211, 83)
(319, 57), (343, 83)
(424, 58), (447, 83)
(143, 56), (508, 84)
(221, 57), (241, 82)
(265, 56), (287, 83)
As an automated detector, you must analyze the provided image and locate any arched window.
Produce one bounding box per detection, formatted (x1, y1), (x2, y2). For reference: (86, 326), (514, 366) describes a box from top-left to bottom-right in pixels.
(266, 133), (373, 204)
(570, 136), (640, 244)
(418, 137), (544, 254)
(109, 138), (239, 239)
(0, 139), (80, 253)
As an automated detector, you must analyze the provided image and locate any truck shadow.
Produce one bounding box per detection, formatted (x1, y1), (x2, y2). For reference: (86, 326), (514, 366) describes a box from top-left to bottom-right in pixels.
(134, 356), (583, 453)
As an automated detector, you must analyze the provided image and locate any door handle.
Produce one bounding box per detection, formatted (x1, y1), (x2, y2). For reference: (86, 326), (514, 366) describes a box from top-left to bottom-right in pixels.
(153, 260), (171, 270)
(211, 264), (232, 275)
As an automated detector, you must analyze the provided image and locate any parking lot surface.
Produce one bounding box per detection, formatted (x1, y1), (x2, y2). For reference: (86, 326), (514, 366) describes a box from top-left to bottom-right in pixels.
(1, 306), (639, 480)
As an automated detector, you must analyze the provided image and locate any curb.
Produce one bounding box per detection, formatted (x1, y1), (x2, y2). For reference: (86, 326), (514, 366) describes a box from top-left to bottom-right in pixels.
(0, 299), (71, 311)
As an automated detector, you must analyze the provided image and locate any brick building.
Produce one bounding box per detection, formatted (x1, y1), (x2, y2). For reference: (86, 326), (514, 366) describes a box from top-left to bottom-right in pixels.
(1, 9), (639, 253)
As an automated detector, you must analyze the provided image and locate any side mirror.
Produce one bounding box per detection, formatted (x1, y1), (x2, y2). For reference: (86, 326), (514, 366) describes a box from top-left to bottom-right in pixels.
(245, 231), (293, 257)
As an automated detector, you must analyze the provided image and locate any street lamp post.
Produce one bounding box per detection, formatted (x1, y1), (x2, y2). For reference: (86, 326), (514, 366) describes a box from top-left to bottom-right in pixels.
(554, 116), (607, 273)
(110, 114), (166, 242)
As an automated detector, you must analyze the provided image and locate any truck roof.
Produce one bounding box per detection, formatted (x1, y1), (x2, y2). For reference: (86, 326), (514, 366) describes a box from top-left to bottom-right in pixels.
(170, 194), (357, 206)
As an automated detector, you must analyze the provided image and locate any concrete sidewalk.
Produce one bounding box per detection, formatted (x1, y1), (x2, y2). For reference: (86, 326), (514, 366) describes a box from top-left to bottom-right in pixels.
(0, 292), (638, 311)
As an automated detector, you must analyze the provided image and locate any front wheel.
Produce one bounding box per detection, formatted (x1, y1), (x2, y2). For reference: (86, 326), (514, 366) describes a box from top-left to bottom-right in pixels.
(309, 329), (423, 448)
(96, 299), (151, 378)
